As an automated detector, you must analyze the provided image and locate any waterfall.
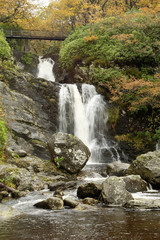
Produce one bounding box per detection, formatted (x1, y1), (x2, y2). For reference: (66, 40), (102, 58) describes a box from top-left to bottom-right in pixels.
(37, 56), (55, 82)
(59, 83), (120, 163)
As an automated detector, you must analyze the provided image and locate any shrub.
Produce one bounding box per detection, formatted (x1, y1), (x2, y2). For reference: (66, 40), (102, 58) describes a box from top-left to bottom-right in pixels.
(0, 120), (8, 159)
(21, 52), (34, 65)
(0, 30), (11, 60)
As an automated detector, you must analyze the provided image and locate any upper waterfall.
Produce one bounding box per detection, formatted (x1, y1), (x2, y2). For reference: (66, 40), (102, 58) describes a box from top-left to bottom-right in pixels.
(59, 84), (120, 163)
(37, 56), (55, 82)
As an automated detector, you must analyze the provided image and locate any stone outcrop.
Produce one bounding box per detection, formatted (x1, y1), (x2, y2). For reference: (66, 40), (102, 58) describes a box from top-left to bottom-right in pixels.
(102, 176), (133, 205)
(0, 155), (70, 201)
(0, 71), (60, 159)
(77, 182), (102, 199)
(128, 150), (160, 188)
(48, 132), (91, 173)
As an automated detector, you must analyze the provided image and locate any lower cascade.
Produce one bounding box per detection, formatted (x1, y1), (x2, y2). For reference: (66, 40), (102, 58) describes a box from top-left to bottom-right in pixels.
(37, 56), (55, 82)
(59, 83), (120, 163)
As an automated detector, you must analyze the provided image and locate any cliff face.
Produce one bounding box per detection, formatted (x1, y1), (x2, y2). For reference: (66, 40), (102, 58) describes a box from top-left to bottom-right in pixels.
(1, 70), (60, 159)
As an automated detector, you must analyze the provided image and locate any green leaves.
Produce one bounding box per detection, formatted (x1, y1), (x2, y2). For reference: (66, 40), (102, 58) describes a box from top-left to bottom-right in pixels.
(0, 30), (11, 60)
(0, 120), (8, 159)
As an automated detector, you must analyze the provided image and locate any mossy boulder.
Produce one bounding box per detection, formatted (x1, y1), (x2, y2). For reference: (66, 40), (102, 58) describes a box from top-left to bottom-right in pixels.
(34, 197), (64, 210)
(128, 150), (160, 188)
(48, 132), (91, 174)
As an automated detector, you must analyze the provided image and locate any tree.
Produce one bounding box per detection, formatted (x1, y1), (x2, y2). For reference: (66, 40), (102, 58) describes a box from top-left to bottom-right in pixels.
(0, 0), (36, 24)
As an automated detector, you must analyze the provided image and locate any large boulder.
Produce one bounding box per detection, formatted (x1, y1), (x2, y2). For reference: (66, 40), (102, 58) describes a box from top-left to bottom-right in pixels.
(102, 176), (133, 205)
(128, 150), (160, 188)
(77, 182), (102, 199)
(122, 175), (148, 193)
(106, 161), (130, 176)
(48, 132), (91, 173)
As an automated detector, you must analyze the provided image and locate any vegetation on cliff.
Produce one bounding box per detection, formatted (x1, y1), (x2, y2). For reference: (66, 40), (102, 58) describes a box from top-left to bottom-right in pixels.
(59, 12), (160, 152)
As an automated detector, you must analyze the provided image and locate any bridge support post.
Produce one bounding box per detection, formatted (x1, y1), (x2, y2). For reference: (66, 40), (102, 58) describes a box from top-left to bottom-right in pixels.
(24, 39), (30, 52)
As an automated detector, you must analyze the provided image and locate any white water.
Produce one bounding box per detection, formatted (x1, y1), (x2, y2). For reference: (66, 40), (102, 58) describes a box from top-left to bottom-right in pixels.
(37, 56), (55, 82)
(59, 84), (120, 163)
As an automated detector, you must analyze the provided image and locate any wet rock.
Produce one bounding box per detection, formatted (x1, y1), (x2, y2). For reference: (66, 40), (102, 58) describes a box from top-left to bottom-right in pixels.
(64, 197), (79, 208)
(34, 197), (64, 210)
(0, 204), (22, 219)
(0, 191), (9, 201)
(106, 161), (130, 177)
(82, 198), (99, 205)
(74, 203), (96, 211)
(128, 150), (160, 188)
(77, 182), (102, 199)
(7, 155), (60, 175)
(48, 181), (77, 191)
(102, 176), (133, 205)
(0, 163), (45, 192)
(48, 132), (91, 173)
(124, 199), (160, 209)
(122, 175), (148, 193)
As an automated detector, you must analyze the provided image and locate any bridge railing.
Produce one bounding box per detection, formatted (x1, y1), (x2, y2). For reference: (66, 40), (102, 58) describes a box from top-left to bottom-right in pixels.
(3, 29), (68, 39)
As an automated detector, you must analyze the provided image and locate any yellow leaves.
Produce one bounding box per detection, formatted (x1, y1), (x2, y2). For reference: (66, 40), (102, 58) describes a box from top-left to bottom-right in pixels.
(110, 34), (138, 44)
(84, 35), (98, 42)
(0, 0), (36, 25)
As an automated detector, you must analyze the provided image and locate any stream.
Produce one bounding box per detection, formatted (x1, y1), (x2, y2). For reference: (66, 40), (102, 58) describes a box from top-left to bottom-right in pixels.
(0, 184), (160, 240)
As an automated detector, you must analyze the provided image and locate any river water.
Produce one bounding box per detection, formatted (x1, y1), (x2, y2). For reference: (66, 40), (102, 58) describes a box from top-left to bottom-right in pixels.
(1, 58), (159, 240)
(0, 189), (160, 240)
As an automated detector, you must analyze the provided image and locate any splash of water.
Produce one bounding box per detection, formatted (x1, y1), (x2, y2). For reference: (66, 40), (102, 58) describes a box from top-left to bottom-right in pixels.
(37, 56), (55, 82)
(59, 83), (120, 163)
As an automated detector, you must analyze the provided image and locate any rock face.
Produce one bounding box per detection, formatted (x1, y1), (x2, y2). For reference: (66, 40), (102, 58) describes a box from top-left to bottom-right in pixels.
(106, 161), (130, 176)
(34, 197), (64, 210)
(102, 176), (133, 205)
(128, 150), (160, 188)
(48, 132), (91, 173)
(0, 71), (60, 159)
(77, 182), (102, 199)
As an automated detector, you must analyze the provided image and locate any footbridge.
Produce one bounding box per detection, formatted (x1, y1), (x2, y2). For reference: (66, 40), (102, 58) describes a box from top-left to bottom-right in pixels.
(4, 29), (67, 41)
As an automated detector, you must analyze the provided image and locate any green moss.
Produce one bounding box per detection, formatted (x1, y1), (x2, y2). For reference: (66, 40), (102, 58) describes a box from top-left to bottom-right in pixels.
(30, 139), (47, 148)
(50, 98), (55, 103)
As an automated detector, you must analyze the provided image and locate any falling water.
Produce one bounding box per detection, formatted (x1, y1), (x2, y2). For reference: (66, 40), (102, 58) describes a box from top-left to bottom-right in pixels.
(59, 84), (120, 163)
(37, 56), (55, 82)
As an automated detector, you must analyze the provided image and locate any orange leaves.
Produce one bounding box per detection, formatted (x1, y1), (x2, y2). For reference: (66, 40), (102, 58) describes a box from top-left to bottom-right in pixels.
(84, 35), (98, 42)
(101, 73), (160, 112)
(110, 34), (138, 44)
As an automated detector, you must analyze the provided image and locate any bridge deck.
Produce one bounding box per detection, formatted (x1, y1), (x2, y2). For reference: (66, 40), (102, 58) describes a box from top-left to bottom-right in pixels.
(4, 29), (67, 41)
